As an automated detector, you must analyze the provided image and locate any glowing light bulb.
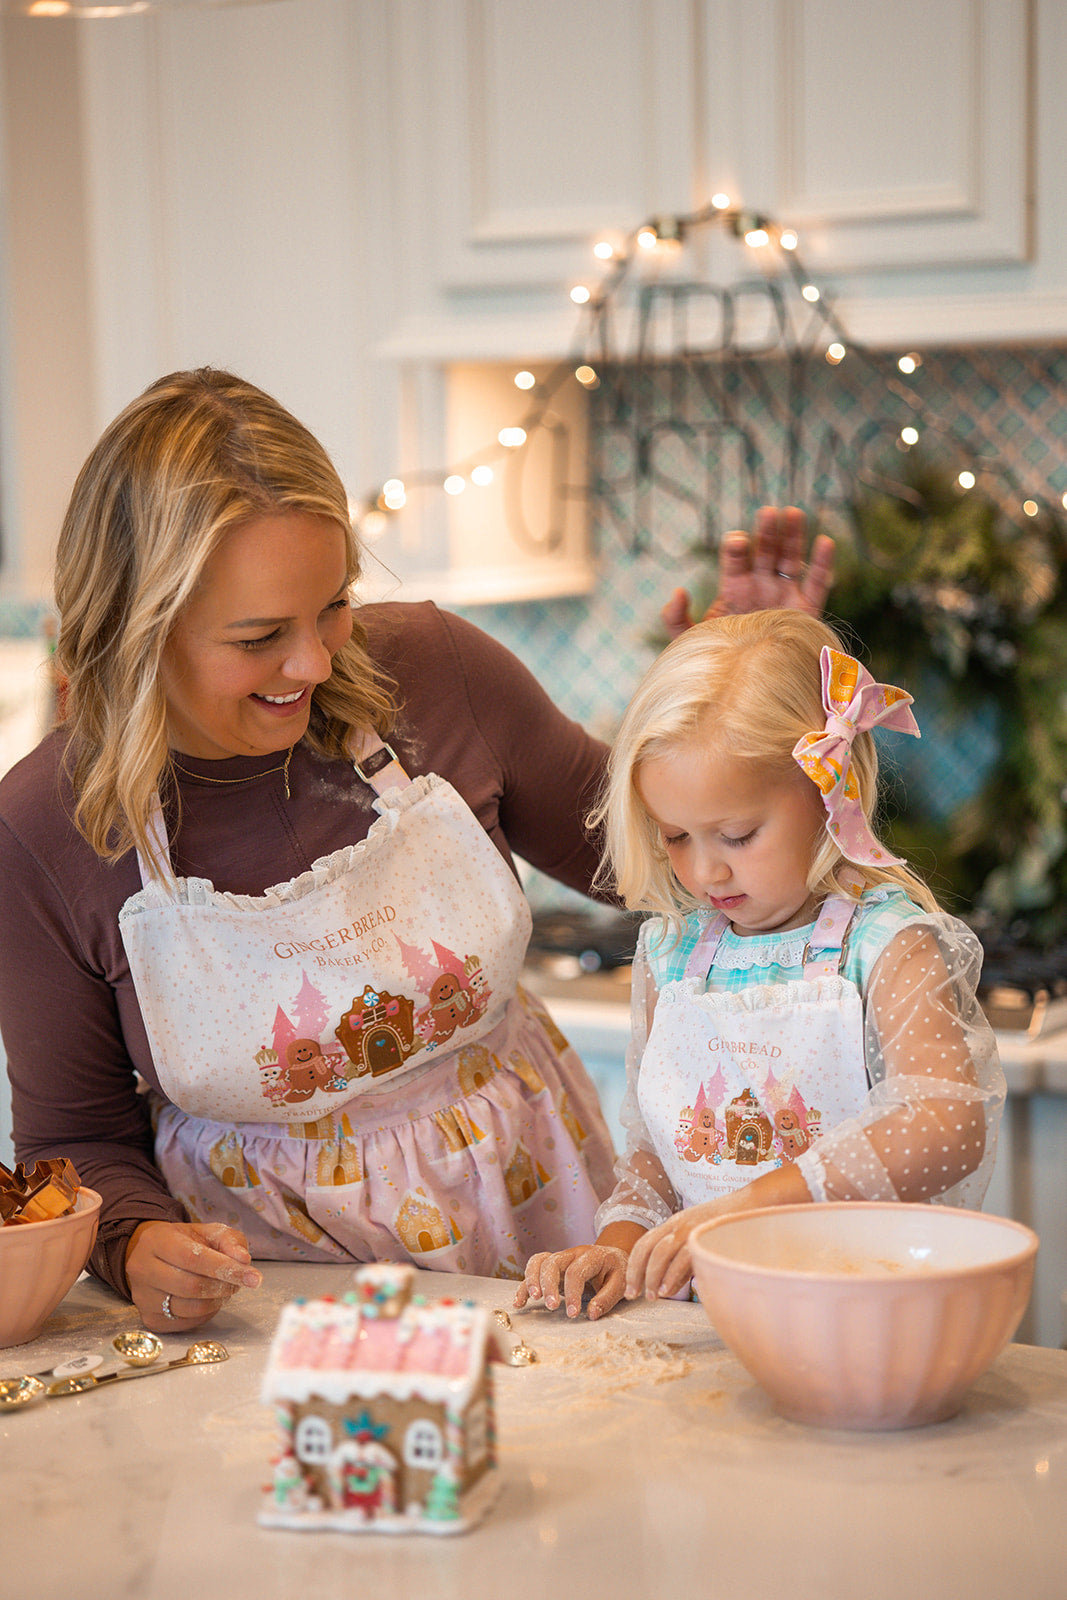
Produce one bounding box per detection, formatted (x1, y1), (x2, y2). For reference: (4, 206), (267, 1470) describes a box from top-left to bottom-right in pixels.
(637, 227), (658, 251)
(900, 427), (919, 446)
(1023, 499), (1039, 517)
(779, 230), (798, 250)
(471, 465), (494, 487)
(801, 284), (820, 303)
(443, 475), (466, 495)
(898, 354), (917, 374)
(711, 193), (731, 210)
(826, 343), (846, 364)
(744, 227), (770, 248)
(957, 470), (976, 490)
(570, 284), (591, 304)
(514, 370), (536, 390)
(575, 365), (598, 387)
(498, 427), (527, 449)
(593, 240), (615, 260)
(381, 478), (406, 510)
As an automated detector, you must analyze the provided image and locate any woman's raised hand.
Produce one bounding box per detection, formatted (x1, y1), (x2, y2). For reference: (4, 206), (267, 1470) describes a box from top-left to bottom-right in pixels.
(125, 1219), (263, 1332)
(514, 1242), (632, 1321)
(662, 505), (836, 638)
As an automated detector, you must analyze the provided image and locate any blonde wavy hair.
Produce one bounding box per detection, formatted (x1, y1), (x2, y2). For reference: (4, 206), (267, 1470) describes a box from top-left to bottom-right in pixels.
(54, 368), (396, 871)
(591, 609), (939, 926)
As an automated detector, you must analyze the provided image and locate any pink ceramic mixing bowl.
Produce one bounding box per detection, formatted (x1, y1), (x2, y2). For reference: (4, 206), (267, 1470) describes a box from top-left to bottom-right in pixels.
(689, 1202), (1038, 1430)
(0, 1187), (102, 1349)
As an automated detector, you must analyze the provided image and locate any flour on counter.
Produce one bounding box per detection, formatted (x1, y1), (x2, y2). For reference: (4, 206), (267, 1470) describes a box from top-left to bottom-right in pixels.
(536, 1328), (695, 1392)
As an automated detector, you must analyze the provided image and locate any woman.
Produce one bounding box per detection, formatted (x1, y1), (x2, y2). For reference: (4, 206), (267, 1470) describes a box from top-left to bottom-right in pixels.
(0, 369), (831, 1333)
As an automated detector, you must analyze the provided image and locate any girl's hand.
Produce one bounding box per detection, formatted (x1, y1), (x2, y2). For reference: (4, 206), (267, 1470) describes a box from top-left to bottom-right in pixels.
(624, 1200), (725, 1301)
(662, 506), (836, 638)
(514, 1243), (631, 1321)
(125, 1220), (263, 1332)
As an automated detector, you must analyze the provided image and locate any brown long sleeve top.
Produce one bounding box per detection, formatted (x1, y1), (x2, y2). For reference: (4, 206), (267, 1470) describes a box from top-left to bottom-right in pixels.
(0, 602), (609, 1294)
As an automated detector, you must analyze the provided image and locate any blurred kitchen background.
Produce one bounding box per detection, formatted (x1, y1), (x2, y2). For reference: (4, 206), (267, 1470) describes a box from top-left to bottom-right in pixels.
(1, 0), (1067, 1342)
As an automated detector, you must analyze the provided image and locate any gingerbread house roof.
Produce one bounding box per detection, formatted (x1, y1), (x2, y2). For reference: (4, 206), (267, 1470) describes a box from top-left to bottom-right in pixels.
(260, 1283), (494, 1410)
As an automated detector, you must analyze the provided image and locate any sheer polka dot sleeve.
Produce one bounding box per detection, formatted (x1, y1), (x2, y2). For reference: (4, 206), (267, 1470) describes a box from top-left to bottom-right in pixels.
(594, 929), (681, 1233)
(795, 915), (1004, 1207)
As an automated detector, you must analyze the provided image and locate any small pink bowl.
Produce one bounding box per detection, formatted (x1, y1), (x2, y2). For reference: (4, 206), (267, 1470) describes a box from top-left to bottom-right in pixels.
(690, 1202), (1038, 1430)
(0, 1187), (102, 1349)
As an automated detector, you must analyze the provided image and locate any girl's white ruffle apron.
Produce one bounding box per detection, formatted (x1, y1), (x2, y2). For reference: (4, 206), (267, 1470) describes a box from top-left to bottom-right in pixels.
(118, 741), (614, 1278)
(638, 898), (868, 1207)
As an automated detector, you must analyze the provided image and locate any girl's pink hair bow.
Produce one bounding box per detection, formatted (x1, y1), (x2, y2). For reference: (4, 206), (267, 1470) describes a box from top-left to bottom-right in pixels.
(792, 647), (920, 868)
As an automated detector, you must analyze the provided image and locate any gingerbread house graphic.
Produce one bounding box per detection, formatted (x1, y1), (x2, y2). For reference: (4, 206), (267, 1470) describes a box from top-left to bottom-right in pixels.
(260, 1265), (500, 1535)
(724, 1087), (775, 1165)
(335, 987), (418, 1079)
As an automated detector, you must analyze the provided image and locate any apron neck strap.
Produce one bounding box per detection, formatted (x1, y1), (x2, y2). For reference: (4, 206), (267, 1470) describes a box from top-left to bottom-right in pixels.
(135, 794), (176, 889)
(348, 731), (411, 797)
(684, 912), (731, 980)
(802, 894), (859, 979)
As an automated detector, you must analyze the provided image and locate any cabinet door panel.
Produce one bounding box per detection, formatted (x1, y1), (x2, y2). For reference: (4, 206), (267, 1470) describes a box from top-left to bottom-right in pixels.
(405, 0), (697, 290)
(706, 0), (1030, 269)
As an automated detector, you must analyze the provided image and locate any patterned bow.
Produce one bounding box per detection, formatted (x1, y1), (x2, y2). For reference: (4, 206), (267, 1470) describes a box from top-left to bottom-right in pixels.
(792, 647), (920, 867)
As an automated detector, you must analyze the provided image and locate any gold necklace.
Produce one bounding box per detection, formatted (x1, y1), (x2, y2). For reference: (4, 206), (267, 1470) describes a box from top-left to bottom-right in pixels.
(170, 746), (294, 800)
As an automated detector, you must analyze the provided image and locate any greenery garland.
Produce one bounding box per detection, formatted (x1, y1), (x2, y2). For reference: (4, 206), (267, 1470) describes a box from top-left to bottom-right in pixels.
(822, 457), (1067, 944)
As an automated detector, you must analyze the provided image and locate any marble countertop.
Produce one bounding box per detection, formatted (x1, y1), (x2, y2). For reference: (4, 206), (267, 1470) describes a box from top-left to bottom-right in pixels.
(2, 1263), (1065, 1600)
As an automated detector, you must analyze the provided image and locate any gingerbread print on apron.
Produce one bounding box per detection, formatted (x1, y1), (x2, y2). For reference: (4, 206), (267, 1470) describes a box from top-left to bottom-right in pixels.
(637, 898), (869, 1208)
(119, 737), (615, 1276)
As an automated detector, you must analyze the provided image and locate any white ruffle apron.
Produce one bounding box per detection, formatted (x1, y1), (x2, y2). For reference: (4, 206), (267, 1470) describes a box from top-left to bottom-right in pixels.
(638, 898), (868, 1206)
(118, 740), (614, 1277)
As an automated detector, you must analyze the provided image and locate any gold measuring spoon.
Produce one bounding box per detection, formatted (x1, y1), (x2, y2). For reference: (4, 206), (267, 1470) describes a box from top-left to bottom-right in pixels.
(111, 1330), (164, 1367)
(494, 1308), (538, 1366)
(0, 1374), (47, 1409)
(46, 1340), (228, 1397)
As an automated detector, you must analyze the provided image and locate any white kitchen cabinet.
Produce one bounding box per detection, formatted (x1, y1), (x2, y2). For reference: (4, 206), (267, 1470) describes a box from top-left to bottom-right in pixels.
(382, 0), (1035, 362)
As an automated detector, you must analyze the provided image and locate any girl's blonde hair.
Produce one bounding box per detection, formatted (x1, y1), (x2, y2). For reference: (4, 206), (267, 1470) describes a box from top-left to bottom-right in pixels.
(591, 609), (938, 923)
(54, 367), (396, 869)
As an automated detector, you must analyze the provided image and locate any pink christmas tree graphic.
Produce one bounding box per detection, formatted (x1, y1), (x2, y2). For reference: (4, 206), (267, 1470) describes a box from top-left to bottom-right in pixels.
(293, 969), (329, 1040)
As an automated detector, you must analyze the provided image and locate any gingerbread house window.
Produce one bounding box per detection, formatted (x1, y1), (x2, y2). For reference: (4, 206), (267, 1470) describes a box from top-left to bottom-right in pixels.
(295, 1414), (332, 1464)
(403, 1419), (444, 1470)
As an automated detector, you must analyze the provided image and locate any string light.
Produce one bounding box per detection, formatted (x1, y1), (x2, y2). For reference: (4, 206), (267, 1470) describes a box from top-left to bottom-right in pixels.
(361, 196), (1056, 550)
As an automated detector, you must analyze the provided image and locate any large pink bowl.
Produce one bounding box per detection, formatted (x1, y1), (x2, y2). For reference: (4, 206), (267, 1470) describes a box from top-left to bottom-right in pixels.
(689, 1202), (1038, 1430)
(0, 1187), (102, 1349)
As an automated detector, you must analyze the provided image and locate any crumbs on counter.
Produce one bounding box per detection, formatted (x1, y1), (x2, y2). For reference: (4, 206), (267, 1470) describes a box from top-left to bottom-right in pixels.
(0, 1157), (82, 1225)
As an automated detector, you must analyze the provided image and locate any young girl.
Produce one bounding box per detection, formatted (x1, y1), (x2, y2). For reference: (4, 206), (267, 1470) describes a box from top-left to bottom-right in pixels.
(516, 610), (1005, 1320)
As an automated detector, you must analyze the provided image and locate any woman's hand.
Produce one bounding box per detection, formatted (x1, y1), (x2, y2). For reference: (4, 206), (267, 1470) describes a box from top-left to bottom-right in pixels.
(515, 1242), (633, 1321)
(662, 505), (836, 638)
(125, 1219), (263, 1332)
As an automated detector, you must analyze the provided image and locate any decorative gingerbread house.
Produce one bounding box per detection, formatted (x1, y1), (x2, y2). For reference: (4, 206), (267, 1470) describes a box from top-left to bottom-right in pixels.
(259, 1264), (500, 1535)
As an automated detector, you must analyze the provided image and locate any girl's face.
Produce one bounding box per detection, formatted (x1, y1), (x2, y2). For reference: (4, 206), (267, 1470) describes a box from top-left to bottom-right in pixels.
(636, 740), (827, 936)
(160, 511), (353, 760)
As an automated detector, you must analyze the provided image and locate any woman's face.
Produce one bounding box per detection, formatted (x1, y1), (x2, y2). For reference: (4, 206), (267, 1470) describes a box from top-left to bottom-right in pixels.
(160, 511), (353, 760)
